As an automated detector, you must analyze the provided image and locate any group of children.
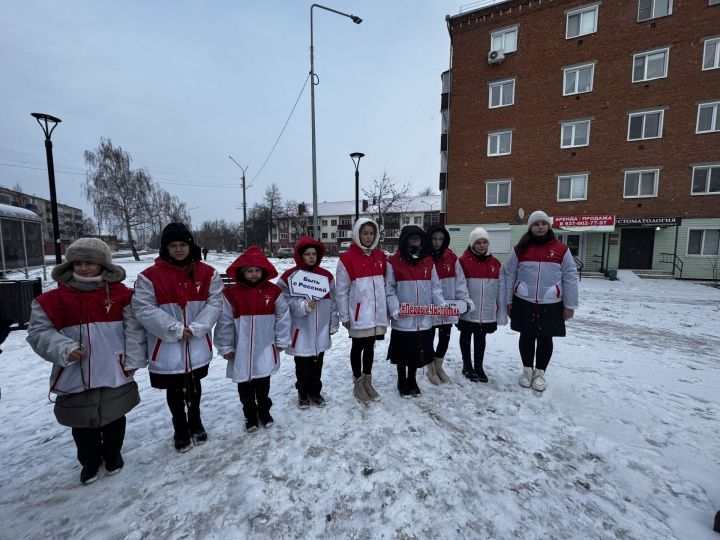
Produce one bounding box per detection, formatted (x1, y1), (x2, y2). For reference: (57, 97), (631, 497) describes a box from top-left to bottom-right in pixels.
(27, 210), (579, 485)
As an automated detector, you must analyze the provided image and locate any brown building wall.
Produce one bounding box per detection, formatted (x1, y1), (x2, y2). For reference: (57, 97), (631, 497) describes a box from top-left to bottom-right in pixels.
(447, 0), (720, 224)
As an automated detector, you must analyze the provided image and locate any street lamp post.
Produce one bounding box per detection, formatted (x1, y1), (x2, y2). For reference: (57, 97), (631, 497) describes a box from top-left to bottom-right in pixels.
(310, 3), (362, 239)
(31, 113), (62, 264)
(350, 152), (365, 221)
(229, 156), (250, 250)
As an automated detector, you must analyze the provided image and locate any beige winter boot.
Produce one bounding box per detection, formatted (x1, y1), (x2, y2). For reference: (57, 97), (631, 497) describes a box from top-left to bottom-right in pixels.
(425, 360), (442, 385)
(353, 375), (371, 404)
(363, 373), (381, 402)
(519, 367), (534, 388)
(434, 357), (451, 383)
(531, 369), (547, 392)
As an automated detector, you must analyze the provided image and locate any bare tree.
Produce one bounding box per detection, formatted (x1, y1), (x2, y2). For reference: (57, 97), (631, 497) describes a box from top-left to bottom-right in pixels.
(264, 183), (283, 253)
(83, 139), (153, 261)
(285, 200), (309, 239)
(418, 186), (436, 196)
(362, 171), (411, 243)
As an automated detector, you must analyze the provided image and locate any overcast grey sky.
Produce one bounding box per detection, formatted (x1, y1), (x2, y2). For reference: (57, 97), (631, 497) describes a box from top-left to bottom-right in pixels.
(1, 0), (469, 225)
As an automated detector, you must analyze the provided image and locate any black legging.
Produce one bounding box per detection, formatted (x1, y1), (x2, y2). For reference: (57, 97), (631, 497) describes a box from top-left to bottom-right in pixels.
(433, 325), (452, 358)
(519, 334), (554, 371)
(459, 327), (486, 368)
(350, 337), (375, 378)
(166, 376), (203, 430)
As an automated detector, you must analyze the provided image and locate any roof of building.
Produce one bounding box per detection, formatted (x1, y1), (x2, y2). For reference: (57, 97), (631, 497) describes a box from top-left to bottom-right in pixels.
(0, 203), (42, 222)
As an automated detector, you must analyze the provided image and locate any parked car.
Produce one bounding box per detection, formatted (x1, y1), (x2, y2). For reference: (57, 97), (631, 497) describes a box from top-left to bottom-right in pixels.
(275, 247), (294, 259)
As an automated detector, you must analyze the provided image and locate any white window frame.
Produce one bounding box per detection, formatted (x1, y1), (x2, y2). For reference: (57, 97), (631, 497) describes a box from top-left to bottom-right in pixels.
(696, 101), (720, 133)
(488, 78), (516, 109)
(566, 4), (599, 39)
(703, 37), (720, 71)
(413, 216), (422, 225)
(627, 109), (665, 140)
(557, 173), (589, 201)
(487, 130), (513, 156)
(632, 47), (669, 82)
(486, 179), (512, 207)
(490, 25), (518, 54)
(331, 232), (337, 239)
(623, 168), (660, 198)
(321, 232), (328, 239)
(321, 219), (328, 226)
(280, 233), (288, 240)
(560, 119), (591, 148)
(330, 219), (337, 226)
(687, 229), (720, 256)
(691, 164), (720, 195)
(563, 63), (595, 96)
(638, 0), (672, 21)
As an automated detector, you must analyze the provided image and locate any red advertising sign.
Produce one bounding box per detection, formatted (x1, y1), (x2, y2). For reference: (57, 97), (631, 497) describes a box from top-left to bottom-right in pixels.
(552, 215), (615, 231)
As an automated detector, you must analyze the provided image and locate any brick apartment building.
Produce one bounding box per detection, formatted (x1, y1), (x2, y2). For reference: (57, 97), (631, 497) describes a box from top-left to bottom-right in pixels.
(442, 0), (720, 279)
(271, 195), (441, 255)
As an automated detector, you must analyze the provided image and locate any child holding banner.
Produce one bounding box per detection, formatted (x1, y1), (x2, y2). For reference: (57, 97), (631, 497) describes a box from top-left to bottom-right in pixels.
(214, 247), (291, 432)
(386, 226), (445, 398)
(278, 237), (339, 409)
(335, 218), (388, 404)
(458, 227), (506, 383)
(426, 224), (473, 385)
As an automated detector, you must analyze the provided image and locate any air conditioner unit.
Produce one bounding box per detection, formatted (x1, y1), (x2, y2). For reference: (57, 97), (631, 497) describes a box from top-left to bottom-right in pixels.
(488, 50), (505, 64)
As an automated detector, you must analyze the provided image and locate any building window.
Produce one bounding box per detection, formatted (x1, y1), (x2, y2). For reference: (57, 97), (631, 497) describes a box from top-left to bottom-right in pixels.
(557, 174), (588, 201)
(703, 37), (720, 71)
(402, 216), (410, 224)
(330, 219), (337, 226)
(488, 79), (515, 108)
(632, 48), (669, 82)
(697, 101), (720, 133)
(563, 63), (595, 95)
(321, 219), (328, 226)
(566, 5), (598, 39)
(340, 218), (351, 225)
(413, 216), (422, 225)
(486, 180), (511, 206)
(490, 26), (518, 54)
(561, 120), (591, 148)
(627, 109), (664, 140)
(280, 233), (288, 240)
(624, 169), (659, 198)
(638, 0), (672, 21)
(321, 232), (328, 239)
(688, 229), (720, 255)
(331, 232), (336, 239)
(691, 164), (720, 195)
(487, 130), (512, 156)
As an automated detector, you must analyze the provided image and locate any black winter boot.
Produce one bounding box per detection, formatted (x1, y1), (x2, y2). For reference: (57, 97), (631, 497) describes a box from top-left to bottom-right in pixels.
(462, 359), (480, 382)
(474, 361), (489, 383)
(397, 368), (412, 399)
(172, 416), (192, 453)
(408, 370), (421, 398)
(713, 510), (720, 533)
(188, 409), (208, 445)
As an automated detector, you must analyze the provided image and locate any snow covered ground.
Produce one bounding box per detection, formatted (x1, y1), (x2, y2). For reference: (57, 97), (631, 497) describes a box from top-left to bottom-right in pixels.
(1, 254), (719, 539)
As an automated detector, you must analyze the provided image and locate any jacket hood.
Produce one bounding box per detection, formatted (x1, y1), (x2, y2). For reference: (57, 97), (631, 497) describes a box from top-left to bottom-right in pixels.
(294, 236), (325, 269)
(226, 246), (278, 284)
(398, 225), (427, 263)
(352, 217), (380, 251)
(427, 224), (450, 261)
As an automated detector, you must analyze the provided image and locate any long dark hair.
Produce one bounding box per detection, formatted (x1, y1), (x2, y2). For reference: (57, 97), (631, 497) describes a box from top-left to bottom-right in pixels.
(515, 229), (556, 255)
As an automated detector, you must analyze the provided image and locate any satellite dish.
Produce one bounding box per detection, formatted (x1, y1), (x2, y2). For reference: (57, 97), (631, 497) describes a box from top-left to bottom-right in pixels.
(518, 208), (525, 219)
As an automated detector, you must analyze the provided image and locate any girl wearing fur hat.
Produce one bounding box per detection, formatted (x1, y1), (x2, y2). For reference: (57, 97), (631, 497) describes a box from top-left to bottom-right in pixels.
(504, 211), (579, 391)
(458, 227), (506, 383)
(27, 238), (146, 485)
(132, 223), (223, 451)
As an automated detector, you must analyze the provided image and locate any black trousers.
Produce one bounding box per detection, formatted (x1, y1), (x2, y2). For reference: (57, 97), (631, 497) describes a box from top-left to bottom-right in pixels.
(166, 376), (203, 432)
(350, 337), (375, 378)
(71, 415), (126, 467)
(433, 325), (452, 358)
(237, 377), (272, 422)
(294, 353), (324, 397)
(459, 326), (487, 369)
(519, 334), (554, 370)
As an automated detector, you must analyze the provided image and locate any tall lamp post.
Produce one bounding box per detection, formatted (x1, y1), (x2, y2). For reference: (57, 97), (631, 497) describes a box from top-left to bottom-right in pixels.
(310, 3), (362, 239)
(31, 113), (62, 264)
(228, 156), (250, 250)
(350, 152), (365, 221)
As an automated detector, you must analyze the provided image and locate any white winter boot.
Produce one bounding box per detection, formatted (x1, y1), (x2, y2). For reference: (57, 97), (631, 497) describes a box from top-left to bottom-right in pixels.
(519, 367), (534, 388)
(434, 357), (451, 384)
(425, 360), (442, 385)
(531, 369), (547, 392)
(363, 373), (381, 402)
(353, 375), (371, 404)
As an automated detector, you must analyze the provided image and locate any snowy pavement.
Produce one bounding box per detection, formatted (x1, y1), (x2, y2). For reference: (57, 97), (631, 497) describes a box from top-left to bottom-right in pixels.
(1, 254), (719, 539)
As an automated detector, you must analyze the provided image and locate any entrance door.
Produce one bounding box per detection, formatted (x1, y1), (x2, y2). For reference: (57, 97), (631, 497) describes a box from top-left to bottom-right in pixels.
(619, 228), (655, 269)
(557, 234), (583, 261)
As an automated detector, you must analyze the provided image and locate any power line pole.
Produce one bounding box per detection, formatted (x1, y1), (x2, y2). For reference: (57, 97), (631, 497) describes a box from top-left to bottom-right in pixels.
(228, 156), (250, 250)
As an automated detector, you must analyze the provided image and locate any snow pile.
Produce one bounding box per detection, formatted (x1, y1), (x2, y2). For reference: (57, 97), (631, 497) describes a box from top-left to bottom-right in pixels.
(1, 253), (719, 539)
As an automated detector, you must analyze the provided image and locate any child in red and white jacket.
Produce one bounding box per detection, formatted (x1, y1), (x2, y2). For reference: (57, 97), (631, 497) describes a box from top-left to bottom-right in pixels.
(214, 247), (291, 433)
(278, 237), (339, 410)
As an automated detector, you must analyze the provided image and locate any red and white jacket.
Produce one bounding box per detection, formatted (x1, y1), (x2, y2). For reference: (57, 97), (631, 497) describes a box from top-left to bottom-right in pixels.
(132, 258), (223, 375)
(27, 282), (146, 395)
(432, 248), (472, 326)
(278, 237), (339, 358)
(335, 218), (388, 334)
(386, 252), (445, 332)
(459, 249), (507, 325)
(504, 240), (580, 309)
(214, 247), (291, 383)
